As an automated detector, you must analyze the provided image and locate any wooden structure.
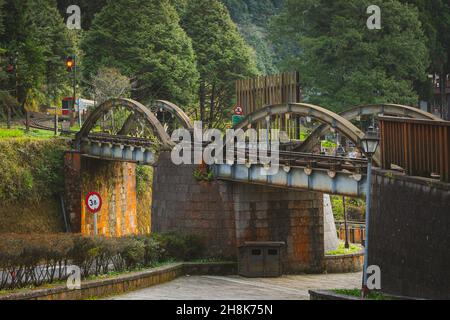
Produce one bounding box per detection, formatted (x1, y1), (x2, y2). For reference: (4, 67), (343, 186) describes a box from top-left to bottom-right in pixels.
(236, 72), (301, 115)
(380, 116), (450, 182)
(235, 72), (302, 140)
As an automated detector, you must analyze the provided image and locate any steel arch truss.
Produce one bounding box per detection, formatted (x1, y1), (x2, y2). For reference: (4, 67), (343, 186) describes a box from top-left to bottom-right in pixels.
(233, 103), (373, 158)
(75, 98), (174, 165)
(118, 100), (193, 137)
(297, 103), (439, 155)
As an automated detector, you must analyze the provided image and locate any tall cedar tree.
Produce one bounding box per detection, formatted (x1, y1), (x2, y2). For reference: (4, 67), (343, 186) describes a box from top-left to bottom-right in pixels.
(271, 0), (429, 112)
(400, 0), (450, 119)
(82, 0), (199, 106)
(0, 0), (73, 113)
(221, 0), (284, 74)
(56, 0), (108, 30)
(182, 0), (257, 127)
(56, 0), (186, 29)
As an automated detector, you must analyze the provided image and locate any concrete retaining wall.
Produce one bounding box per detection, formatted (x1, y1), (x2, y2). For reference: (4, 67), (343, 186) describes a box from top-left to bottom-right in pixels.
(369, 170), (450, 300)
(0, 262), (237, 301)
(324, 253), (364, 274)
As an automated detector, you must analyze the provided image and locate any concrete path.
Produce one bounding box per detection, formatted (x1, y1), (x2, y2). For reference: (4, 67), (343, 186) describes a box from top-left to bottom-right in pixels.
(109, 272), (362, 300)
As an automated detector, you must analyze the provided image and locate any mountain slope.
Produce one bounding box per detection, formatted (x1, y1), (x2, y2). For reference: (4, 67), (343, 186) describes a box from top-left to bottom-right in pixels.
(220, 0), (283, 74)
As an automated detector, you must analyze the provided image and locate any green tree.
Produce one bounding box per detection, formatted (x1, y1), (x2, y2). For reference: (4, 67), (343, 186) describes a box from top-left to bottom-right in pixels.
(91, 67), (131, 105)
(82, 0), (199, 106)
(0, 0), (14, 124)
(56, 0), (108, 30)
(0, 0), (73, 114)
(182, 0), (257, 127)
(400, 0), (450, 119)
(271, 0), (430, 112)
(221, 0), (283, 74)
(0, 0), (4, 36)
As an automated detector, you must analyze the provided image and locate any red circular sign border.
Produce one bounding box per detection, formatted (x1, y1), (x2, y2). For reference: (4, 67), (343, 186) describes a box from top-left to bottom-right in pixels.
(234, 105), (244, 116)
(85, 192), (102, 214)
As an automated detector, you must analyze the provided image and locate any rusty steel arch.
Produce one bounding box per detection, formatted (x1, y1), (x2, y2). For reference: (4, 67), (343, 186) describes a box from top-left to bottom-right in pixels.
(75, 98), (173, 150)
(297, 103), (440, 154)
(153, 100), (193, 130)
(232, 102), (381, 164)
(118, 100), (193, 136)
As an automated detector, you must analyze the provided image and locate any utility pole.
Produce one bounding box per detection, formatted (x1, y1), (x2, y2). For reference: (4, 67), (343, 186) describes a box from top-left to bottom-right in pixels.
(66, 55), (77, 127)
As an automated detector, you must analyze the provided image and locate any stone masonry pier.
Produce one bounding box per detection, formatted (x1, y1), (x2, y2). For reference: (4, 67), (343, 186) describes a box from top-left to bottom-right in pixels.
(152, 152), (326, 273)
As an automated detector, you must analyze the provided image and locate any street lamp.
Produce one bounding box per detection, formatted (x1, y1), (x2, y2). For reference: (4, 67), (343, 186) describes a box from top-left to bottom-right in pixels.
(360, 126), (380, 298)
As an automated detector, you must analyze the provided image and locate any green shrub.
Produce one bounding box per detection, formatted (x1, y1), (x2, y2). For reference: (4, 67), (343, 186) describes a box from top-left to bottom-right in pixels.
(135, 235), (162, 267)
(118, 237), (146, 271)
(0, 233), (206, 290)
(193, 167), (214, 182)
(153, 233), (205, 261)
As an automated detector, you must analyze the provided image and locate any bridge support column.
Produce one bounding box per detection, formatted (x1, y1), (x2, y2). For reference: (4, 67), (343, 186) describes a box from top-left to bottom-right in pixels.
(152, 152), (326, 273)
(64, 153), (147, 236)
(80, 157), (138, 236)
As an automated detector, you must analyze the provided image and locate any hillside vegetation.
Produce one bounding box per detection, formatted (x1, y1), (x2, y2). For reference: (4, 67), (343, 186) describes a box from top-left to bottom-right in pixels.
(0, 138), (68, 233)
(221, 0), (283, 74)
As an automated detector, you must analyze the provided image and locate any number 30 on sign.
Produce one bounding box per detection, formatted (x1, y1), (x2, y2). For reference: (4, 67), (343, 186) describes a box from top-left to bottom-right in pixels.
(85, 192), (102, 213)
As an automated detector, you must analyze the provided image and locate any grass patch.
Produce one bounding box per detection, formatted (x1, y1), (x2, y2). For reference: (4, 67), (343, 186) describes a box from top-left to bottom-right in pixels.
(0, 127), (60, 139)
(0, 128), (25, 138)
(326, 242), (363, 256)
(333, 289), (389, 300)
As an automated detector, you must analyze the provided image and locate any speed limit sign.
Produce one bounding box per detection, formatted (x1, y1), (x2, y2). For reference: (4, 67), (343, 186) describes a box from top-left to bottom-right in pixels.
(234, 105), (244, 116)
(85, 192), (102, 214)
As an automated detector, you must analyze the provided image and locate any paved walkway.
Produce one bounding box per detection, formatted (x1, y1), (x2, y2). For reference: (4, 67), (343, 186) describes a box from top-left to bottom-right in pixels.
(109, 272), (362, 300)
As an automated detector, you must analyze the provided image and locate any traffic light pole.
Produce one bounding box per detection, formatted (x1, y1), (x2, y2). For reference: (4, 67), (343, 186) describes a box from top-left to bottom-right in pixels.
(68, 55), (77, 128)
(74, 56), (81, 128)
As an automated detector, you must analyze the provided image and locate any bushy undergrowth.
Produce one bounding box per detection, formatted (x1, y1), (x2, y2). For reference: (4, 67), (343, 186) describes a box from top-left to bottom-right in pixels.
(0, 233), (205, 290)
(331, 196), (365, 221)
(0, 138), (68, 204)
(136, 166), (153, 196)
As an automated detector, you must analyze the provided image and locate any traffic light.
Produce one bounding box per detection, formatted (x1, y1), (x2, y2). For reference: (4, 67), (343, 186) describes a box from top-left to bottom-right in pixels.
(5, 56), (16, 74)
(6, 63), (14, 74)
(66, 56), (75, 72)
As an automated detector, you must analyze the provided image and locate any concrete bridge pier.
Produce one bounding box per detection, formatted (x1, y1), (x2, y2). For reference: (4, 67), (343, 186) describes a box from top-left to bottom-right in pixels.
(64, 151), (145, 236)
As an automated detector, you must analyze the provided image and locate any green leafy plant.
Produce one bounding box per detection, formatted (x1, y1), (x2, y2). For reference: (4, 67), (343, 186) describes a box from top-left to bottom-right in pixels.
(193, 167), (214, 182)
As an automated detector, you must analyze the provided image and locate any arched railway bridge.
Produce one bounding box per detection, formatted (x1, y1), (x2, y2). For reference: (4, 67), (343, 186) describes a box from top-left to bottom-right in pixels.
(71, 98), (441, 198)
(60, 96), (448, 276)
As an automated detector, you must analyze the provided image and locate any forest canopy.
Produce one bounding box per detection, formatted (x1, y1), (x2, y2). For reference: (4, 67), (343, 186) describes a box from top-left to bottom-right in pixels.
(0, 0), (449, 119)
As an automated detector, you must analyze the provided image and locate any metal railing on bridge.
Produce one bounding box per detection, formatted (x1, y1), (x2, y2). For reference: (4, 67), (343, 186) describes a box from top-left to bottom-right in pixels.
(380, 116), (450, 182)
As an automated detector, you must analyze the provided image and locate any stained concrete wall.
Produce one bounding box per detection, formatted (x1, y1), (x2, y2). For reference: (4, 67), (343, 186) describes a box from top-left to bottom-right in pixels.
(64, 153), (149, 237)
(152, 152), (236, 258)
(152, 152), (326, 273)
(369, 170), (450, 299)
(80, 157), (138, 236)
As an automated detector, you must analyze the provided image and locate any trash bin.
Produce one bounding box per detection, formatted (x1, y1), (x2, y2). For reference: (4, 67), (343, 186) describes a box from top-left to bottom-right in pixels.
(238, 242), (285, 277)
